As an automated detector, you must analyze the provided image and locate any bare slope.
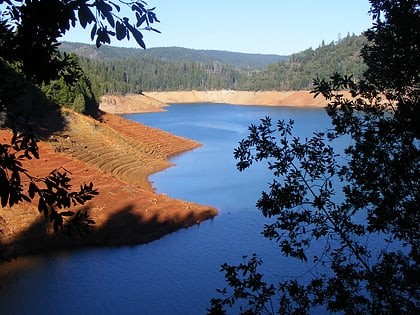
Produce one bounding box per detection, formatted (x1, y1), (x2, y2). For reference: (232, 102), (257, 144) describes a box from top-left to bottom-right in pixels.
(145, 90), (327, 107)
(0, 110), (217, 257)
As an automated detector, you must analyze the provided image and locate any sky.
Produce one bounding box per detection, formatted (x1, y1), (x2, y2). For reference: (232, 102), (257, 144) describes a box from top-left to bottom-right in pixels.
(62, 0), (373, 55)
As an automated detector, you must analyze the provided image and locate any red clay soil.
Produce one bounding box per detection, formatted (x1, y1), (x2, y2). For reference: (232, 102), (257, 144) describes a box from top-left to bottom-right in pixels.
(0, 109), (217, 258)
(1, 90), (330, 258)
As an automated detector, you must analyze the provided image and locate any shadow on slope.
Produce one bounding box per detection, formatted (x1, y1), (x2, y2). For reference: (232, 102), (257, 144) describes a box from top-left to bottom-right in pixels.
(0, 202), (211, 261)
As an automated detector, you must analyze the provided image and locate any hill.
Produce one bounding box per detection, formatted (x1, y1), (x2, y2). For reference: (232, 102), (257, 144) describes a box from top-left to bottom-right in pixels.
(60, 34), (367, 94)
(246, 34), (367, 90)
(59, 42), (286, 70)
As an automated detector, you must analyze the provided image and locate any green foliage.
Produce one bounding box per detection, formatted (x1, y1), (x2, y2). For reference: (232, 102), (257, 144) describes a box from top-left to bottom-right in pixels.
(209, 1), (419, 314)
(0, 58), (59, 119)
(65, 34), (366, 94)
(79, 56), (246, 94)
(0, 0), (159, 84)
(249, 34), (367, 90)
(72, 94), (86, 113)
(41, 54), (98, 113)
(1, 0), (158, 258)
(1, 0), (159, 111)
(60, 43), (286, 69)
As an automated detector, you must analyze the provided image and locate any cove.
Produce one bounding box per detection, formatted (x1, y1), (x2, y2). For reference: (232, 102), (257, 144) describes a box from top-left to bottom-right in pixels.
(0, 104), (332, 315)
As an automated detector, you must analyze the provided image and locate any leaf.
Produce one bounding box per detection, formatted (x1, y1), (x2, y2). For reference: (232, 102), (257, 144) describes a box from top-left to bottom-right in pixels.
(53, 215), (63, 232)
(61, 211), (74, 217)
(109, 1), (120, 12)
(126, 24), (145, 49)
(147, 12), (156, 23)
(96, 27), (111, 46)
(24, 150), (32, 160)
(95, 37), (102, 48)
(96, 0), (112, 13)
(149, 27), (161, 34)
(115, 21), (126, 40)
(136, 12), (146, 27)
(90, 23), (97, 41)
(38, 197), (47, 214)
(131, 3), (144, 14)
(0, 168), (9, 207)
(8, 190), (17, 207)
(1, 186), (9, 208)
(31, 147), (39, 159)
(21, 194), (31, 202)
(78, 5), (95, 29)
(105, 12), (115, 28)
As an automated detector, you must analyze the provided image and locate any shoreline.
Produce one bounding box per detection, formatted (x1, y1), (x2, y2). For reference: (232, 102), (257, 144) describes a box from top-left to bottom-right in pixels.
(2, 90), (327, 259)
(145, 90), (327, 107)
(99, 90), (328, 114)
(0, 110), (217, 259)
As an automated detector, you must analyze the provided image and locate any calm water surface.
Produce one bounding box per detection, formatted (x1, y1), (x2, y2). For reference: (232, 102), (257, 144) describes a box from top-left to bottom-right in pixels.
(0, 104), (332, 314)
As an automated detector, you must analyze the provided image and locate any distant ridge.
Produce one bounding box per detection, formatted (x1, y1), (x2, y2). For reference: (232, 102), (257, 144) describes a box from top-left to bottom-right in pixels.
(59, 41), (287, 69)
(59, 34), (366, 93)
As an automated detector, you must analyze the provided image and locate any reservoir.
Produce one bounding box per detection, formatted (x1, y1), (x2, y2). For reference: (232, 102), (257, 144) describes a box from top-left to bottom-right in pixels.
(0, 104), (332, 314)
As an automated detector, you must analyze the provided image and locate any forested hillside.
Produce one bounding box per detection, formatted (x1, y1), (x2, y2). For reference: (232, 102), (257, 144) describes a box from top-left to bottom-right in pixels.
(246, 34), (367, 90)
(80, 56), (247, 94)
(60, 43), (285, 69)
(62, 34), (366, 95)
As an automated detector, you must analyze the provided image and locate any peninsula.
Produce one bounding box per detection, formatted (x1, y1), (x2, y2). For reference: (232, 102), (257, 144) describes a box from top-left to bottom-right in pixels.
(1, 90), (325, 257)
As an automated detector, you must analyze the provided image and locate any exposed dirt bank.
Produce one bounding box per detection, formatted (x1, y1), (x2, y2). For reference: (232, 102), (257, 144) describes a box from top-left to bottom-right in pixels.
(100, 94), (168, 114)
(145, 90), (328, 107)
(0, 110), (217, 258)
(98, 90), (327, 115)
(1, 89), (326, 258)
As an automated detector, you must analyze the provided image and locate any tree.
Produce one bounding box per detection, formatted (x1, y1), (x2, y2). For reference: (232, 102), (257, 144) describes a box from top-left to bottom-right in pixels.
(208, 1), (419, 314)
(0, 0), (160, 84)
(0, 0), (159, 259)
(41, 54), (98, 113)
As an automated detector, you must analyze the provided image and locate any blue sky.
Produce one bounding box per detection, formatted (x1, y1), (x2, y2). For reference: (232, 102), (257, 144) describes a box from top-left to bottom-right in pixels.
(62, 0), (373, 55)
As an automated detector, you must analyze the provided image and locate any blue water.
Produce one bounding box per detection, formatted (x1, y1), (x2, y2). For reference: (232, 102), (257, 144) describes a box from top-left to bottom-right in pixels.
(0, 104), (333, 315)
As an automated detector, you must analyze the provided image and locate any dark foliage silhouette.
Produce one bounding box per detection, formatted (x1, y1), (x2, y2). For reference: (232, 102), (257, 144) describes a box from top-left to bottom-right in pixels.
(208, 1), (419, 314)
(0, 0), (159, 259)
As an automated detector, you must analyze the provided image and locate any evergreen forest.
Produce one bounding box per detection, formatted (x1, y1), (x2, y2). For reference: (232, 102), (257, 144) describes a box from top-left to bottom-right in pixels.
(60, 33), (367, 97)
